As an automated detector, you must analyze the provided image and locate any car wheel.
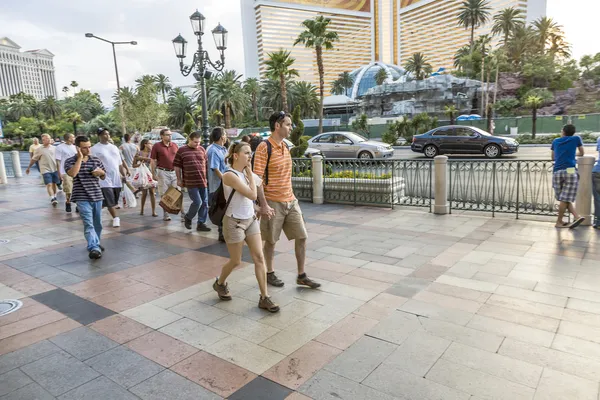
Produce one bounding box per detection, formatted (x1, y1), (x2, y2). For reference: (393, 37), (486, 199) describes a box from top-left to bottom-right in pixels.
(358, 151), (373, 159)
(484, 144), (501, 159)
(423, 145), (438, 158)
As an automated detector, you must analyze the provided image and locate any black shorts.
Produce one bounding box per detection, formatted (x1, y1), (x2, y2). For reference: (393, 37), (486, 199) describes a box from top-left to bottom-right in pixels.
(102, 187), (122, 208)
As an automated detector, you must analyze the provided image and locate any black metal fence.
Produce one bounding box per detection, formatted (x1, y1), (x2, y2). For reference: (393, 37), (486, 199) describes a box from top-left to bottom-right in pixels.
(448, 160), (557, 217)
(291, 158), (313, 201)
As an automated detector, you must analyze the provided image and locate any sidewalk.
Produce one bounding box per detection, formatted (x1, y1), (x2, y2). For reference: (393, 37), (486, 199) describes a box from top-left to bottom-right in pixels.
(1, 175), (600, 399)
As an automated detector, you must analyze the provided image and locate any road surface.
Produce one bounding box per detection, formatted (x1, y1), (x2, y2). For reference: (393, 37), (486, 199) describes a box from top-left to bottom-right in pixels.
(391, 145), (598, 160)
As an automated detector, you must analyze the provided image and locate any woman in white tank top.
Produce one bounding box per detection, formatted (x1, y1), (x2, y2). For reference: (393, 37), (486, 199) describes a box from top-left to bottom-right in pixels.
(212, 142), (279, 313)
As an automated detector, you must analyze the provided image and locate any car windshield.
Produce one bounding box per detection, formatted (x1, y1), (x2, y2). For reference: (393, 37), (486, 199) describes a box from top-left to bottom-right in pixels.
(343, 133), (367, 143)
(471, 127), (492, 136)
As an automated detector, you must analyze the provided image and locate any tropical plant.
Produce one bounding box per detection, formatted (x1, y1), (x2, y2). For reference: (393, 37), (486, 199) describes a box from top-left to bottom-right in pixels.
(8, 99), (34, 120)
(404, 52), (433, 80)
(209, 109), (223, 126)
(491, 7), (524, 45)
(261, 78), (295, 114)
(207, 70), (248, 128)
(155, 74), (172, 103)
(38, 96), (62, 120)
(292, 81), (319, 118)
(62, 86), (70, 96)
(375, 68), (388, 85)
(289, 105), (307, 157)
(63, 90), (105, 122)
(265, 50), (299, 114)
(70, 81), (79, 94)
(331, 71), (353, 95)
(532, 17), (561, 53)
(294, 15), (339, 134)
(135, 75), (157, 91)
(243, 78), (261, 122)
(167, 90), (194, 128)
(457, 0), (491, 47)
(351, 114), (370, 138)
(523, 88), (553, 138)
(183, 113), (195, 136)
(83, 113), (118, 135)
(444, 105), (458, 124)
(506, 25), (536, 67)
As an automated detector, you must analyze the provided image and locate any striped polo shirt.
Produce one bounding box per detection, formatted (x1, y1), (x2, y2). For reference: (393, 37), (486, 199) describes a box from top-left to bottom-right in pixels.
(253, 137), (295, 202)
(173, 145), (208, 188)
(64, 155), (105, 203)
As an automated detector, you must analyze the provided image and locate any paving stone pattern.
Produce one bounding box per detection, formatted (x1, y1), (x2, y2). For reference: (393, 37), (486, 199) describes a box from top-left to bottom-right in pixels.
(1, 175), (600, 399)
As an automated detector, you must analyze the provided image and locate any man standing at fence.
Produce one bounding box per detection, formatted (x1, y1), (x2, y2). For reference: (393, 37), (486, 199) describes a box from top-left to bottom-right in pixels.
(26, 133), (59, 206)
(151, 128), (180, 221)
(174, 131), (211, 232)
(254, 111), (320, 289)
(55, 133), (77, 213)
(551, 124), (586, 228)
(207, 127), (228, 241)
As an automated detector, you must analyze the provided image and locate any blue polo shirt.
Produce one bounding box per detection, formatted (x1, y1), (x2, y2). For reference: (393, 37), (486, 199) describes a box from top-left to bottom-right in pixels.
(207, 143), (227, 193)
(593, 137), (600, 173)
(551, 135), (583, 172)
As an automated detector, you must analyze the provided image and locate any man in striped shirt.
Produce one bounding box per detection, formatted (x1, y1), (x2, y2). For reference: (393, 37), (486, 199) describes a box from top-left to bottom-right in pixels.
(254, 111), (320, 289)
(174, 131), (211, 232)
(64, 136), (107, 260)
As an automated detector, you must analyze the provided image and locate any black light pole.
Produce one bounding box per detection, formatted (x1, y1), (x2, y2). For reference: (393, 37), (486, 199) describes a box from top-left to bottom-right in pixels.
(85, 33), (137, 136)
(172, 10), (228, 148)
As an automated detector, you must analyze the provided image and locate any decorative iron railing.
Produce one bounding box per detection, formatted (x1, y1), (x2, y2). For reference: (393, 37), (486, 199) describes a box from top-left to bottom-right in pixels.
(291, 158), (313, 201)
(448, 160), (557, 217)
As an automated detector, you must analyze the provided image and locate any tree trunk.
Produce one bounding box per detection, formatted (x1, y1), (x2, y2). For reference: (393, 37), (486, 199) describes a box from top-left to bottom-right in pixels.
(450, 113), (455, 125)
(73, 121), (77, 134)
(480, 46), (485, 115)
(225, 105), (231, 129)
(532, 108), (537, 139)
(470, 24), (475, 49)
(485, 67), (492, 131)
(280, 74), (288, 113)
(162, 90), (166, 104)
(316, 46), (324, 135)
(493, 58), (499, 107)
(253, 94), (259, 122)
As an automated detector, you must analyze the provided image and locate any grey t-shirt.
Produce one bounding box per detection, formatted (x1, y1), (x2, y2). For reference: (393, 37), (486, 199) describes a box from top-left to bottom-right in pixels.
(120, 142), (138, 168)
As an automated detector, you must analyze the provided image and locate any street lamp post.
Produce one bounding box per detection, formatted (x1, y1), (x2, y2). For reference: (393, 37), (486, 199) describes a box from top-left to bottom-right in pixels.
(172, 10), (228, 147)
(85, 33), (137, 136)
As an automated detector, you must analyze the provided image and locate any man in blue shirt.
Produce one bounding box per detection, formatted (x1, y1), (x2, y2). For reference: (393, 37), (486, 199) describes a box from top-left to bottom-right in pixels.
(207, 127), (228, 242)
(592, 135), (600, 229)
(551, 124), (585, 228)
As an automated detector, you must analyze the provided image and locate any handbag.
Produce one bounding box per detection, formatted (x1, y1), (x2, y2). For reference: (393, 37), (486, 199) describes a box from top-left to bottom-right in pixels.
(159, 186), (183, 214)
(208, 172), (236, 226)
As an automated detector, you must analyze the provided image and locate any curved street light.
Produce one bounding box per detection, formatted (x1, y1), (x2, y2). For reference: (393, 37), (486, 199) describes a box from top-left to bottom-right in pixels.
(172, 9), (228, 147)
(85, 33), (137, 136)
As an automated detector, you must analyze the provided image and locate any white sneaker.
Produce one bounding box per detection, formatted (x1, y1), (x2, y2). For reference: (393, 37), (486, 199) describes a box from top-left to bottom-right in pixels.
(112, 217), (121, 228)
(181, 213), (186, 222)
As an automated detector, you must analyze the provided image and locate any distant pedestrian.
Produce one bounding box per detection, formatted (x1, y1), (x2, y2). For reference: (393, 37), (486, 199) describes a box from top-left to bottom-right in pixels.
(92, 128), (129, 228)
(241, 135), (251, 144)
(551, 124), (586, 228)
(212, 141), (279, 313)
(151, 128), (180, 221)
(133, 139), (157, 216)
(253, 112), (320, 289)
(64, 136), (106, 259)
(55, 133), (77, 212)
(25, 133), (59, 206)
(29, 137), (41, 174)
(119, 133), (138, 195)
(174, 131), (211, 232)
(592, 135), (600, 229)
(207, 127), (228, 242)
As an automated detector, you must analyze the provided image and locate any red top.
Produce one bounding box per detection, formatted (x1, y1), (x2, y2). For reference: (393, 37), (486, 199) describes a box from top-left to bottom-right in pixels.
(173, 145), (208, 188)
(150, 141), (178, 170)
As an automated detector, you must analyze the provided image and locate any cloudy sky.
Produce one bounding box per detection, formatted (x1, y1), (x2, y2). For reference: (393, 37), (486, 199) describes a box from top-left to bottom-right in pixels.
(1, 0), (596, 106)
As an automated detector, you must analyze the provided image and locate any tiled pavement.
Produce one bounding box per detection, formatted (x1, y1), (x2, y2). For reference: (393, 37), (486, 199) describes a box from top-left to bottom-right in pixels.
(1, 177), (600, 399)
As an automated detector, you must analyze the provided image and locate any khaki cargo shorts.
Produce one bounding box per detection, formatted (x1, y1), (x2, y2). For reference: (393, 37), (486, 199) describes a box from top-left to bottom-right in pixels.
(260, 199), (308, 244)
(62, 174), (73, 195)
(223, 215), (260, 244)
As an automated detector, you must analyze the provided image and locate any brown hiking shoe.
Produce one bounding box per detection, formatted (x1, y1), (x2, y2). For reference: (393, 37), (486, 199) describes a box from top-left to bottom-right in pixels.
(258, 296), (280, 313)
(213, 278), (232, 301)
(297, 275), (321, 289)
(267, 272), (285, 287)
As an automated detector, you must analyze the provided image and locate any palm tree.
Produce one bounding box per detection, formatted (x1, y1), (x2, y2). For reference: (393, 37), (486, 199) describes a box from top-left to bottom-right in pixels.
(294, 15), (339, 134)
(62, 86), (70, 97)
(207, 70), (248, 128)
(135, 75), (157, 91)
(155, 74), (172, 103)
(475, 34), (492, 113)
(457, 0), (492, 48)
(491, 7), (524, 46)
(8, 100), (33, 120)
(506, 25), (535, 67)
(331, 71), (354, 95)
(39, 96), (62, 120)
(67, 112), (83, 134)
(404, 52), (433, 80)
(70, 81), (79, 94)
(167, 91), (194, 128)
(444, 104), (458, 124)
(453, 45), (472, 71)
(243, 78), (261, 122)
(330, 80), (344, 95)
(292, 81), (319, 118)
(532, 17), (561, 53)
(261, 78), (295, 114)
(549, 31), (571, 60)
(264, 50), (299, 113)
(524, 89), (553, 138)
(375, 68), (388, 85)
(113, 87), (135, 109)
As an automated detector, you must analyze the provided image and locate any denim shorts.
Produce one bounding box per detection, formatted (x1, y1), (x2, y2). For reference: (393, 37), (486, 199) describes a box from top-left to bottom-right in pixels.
(42, 171), (60, 185)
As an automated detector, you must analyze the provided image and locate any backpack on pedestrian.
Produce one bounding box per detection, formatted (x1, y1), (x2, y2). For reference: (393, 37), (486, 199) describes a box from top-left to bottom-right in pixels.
(208, 171), (235, 225)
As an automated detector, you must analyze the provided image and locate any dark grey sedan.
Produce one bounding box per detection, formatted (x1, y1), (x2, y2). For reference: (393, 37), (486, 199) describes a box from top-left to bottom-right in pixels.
(410, 126), (519, 158)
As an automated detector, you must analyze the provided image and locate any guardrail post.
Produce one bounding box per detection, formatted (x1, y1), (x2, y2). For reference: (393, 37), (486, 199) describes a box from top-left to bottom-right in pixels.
(0, 153), (7, 184)
(434, 155), (449, 214)
(11, 151), (22, 178)
(576, 155), (595, 226)
(311, 155), (324, 204)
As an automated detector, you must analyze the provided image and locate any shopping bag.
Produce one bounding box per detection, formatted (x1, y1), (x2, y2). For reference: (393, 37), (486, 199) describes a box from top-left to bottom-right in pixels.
(132, 164), (156, 189)
(159, 186), (183, 214)
(122, 185), (138, 208)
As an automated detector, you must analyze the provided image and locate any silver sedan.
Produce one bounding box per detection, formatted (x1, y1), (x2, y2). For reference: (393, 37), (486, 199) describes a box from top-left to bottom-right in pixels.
(307, 132), (394, 159)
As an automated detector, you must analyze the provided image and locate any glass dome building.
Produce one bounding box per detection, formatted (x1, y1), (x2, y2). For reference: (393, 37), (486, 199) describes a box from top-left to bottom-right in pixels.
(347, 62), (409, 99)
